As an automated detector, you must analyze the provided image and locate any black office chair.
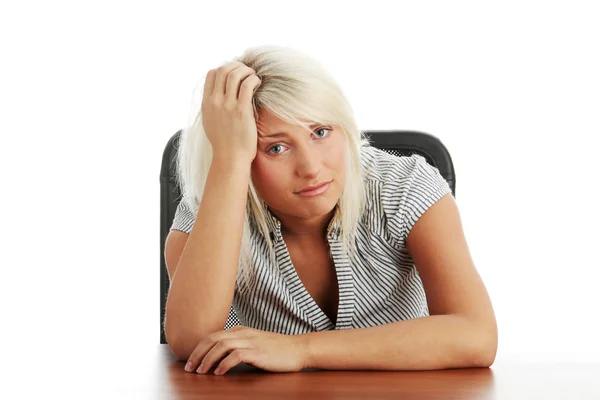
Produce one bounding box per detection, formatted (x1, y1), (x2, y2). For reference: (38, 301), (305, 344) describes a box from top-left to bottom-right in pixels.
(159, 129), (456, 344)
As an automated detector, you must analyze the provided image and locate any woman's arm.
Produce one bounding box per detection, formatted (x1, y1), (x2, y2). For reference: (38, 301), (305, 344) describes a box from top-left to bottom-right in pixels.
(165, 160), (251, 360)
(301, 314), (496, 370)
(165, 62), (261, 361)
(303, 193), (497, 370)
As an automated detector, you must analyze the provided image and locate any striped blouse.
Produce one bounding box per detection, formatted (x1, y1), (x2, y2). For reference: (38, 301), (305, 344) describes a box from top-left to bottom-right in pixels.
(170, 145), (452, 334)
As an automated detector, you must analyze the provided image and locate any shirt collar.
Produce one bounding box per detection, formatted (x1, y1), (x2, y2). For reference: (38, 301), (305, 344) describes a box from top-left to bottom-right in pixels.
(262, 203), (342, 243)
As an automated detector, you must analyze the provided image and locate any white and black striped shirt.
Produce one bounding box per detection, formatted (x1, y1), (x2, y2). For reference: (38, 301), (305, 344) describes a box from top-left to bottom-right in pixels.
(170, 146), (452, 334)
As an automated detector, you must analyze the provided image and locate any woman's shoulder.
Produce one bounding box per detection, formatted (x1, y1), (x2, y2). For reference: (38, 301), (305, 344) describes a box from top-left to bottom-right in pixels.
(359, 145), (452, 248)
(359, 145), (431, 185)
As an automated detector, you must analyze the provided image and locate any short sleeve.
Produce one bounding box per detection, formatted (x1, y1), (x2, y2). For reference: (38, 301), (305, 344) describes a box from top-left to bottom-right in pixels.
(170, 199), (197, 234)
(382, 154), (452, 248)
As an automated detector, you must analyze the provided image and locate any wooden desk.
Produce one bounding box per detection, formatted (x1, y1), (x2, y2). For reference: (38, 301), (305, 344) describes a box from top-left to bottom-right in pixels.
(21, 344), (600, 399)
(156, 345), (600, 399)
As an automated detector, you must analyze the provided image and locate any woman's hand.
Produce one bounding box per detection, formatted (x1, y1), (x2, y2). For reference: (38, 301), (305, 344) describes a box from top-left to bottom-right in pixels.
(201, 61), (262, 166)
(183, 325), (308, 375)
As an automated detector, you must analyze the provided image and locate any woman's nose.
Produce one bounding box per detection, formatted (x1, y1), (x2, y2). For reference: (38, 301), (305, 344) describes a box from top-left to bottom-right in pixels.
(295, 147), (321, 178)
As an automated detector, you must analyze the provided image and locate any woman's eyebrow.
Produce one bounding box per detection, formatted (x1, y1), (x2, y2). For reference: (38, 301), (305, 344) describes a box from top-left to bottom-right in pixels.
(258, 132), (289, 139)
(258, 123), (321, 139)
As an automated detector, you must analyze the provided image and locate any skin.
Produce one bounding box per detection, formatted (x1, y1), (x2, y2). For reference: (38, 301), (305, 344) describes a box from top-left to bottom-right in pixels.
(251, 108), (347, 241)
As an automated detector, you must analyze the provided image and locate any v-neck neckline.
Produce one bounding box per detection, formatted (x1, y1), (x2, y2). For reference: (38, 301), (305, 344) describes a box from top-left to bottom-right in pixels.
(261, 204), (356, 331)
(275, 232), (356, 331)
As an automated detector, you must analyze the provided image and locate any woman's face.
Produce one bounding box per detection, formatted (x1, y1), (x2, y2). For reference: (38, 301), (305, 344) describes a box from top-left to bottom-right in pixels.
(251, 108), (347, 223)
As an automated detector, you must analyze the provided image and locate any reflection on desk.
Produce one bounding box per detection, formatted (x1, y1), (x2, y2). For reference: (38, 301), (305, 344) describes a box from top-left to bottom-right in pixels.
(159, 344), (600, 399)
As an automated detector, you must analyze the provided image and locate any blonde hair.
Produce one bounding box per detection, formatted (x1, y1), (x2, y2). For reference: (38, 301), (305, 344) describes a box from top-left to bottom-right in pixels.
(175, 45), (371, 291)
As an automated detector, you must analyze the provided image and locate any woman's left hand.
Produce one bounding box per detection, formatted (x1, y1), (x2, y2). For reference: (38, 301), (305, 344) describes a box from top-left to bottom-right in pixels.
(184, 325), (308, 375)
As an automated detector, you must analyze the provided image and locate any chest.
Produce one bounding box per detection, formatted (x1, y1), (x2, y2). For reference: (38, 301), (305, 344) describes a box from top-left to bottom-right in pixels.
(285, 240), (339, 324)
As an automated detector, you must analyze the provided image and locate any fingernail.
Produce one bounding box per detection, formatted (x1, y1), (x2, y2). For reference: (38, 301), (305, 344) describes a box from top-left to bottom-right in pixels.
(214, 367), (222, 375)
(185, 361), (192, 372)
(197, 363), (204, 373)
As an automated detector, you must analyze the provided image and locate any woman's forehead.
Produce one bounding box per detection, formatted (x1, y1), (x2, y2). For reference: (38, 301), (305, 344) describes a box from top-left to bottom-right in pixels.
(257, 112), (316, 138)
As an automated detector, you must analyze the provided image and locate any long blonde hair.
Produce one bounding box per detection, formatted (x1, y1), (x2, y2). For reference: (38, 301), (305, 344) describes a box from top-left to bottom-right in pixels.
(175, 45), (371, 291)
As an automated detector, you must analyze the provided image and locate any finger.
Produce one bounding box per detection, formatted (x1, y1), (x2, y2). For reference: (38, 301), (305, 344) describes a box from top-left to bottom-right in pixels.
(213, 61), (245, 98)
(214, 348), (259, 375)
(197, 338), (247, 374)
(185, 332), (220, 373)
(225, 66), (255, 104)
(202, 69), (216, 102)
(238, 74), (261, 105)
(184, 327), (252, 373)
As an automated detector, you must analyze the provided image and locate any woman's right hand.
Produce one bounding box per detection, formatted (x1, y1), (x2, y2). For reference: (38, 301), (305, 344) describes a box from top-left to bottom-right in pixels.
(201, 61), (262, 166)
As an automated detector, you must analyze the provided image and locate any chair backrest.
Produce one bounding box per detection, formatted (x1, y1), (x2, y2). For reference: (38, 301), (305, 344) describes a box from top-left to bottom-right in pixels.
(159, 129), (456, 344)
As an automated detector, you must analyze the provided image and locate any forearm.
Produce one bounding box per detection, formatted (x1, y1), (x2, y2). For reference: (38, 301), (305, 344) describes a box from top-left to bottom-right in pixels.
(301, 314), (497, 371)
(166, 160), (251, 359)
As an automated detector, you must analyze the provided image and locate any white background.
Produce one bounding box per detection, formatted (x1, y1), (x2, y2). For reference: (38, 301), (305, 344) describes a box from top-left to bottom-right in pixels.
(2, 0), (599, 397)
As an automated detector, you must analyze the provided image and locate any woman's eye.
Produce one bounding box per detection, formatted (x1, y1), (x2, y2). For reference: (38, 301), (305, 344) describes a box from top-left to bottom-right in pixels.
(313, 127), (332, 138)
(267, 144), (285, 154)
(266, 128), (330, 155)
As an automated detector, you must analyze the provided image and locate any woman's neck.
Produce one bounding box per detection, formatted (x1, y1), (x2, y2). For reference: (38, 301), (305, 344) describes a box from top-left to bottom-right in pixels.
(274, 209), (335, 241)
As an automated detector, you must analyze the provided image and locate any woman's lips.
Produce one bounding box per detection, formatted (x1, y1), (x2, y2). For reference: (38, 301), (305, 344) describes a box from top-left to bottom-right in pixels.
(295, 181), (331, 197)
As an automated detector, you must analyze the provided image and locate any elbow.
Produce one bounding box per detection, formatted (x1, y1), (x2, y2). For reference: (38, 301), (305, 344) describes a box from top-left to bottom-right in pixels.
(166, 338), (191, 362)
(170, 348), (192, 363)
(469, 321), (498, 368)
(165, 325), (210, 362)
(165, 327), (190, 361)
(164, 311), (231, 361)
(470, 344), (497, 368)
(168, 348), (188, 362)
(166, 331), (203, 362)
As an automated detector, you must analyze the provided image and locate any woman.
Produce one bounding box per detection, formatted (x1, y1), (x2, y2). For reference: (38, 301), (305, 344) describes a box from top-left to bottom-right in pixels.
(164, 45), (497, 375)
